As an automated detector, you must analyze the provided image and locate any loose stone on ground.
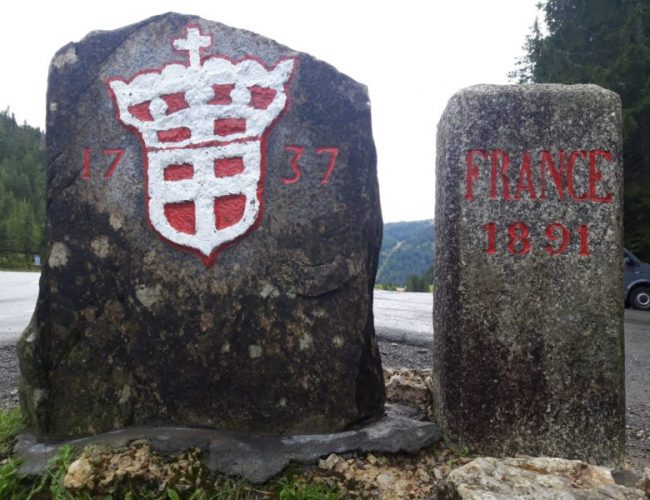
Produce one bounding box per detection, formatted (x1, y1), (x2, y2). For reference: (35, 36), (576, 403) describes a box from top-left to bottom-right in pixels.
(438, 457), (647, 499)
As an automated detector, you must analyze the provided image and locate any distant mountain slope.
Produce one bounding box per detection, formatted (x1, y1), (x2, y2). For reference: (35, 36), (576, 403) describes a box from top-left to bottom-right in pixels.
(376, 219), (434, 286)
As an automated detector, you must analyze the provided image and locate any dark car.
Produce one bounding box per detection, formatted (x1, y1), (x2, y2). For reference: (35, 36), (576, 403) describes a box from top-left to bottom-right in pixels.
(624, 248), (650, 310)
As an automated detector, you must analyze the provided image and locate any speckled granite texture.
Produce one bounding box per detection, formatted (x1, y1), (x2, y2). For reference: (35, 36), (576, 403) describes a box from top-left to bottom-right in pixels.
(432, 84), (625, 466)
(19, 12), (384, 439)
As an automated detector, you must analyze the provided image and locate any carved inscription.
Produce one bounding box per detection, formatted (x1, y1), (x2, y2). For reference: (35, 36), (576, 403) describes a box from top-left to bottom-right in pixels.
(465, 149), (614, 256)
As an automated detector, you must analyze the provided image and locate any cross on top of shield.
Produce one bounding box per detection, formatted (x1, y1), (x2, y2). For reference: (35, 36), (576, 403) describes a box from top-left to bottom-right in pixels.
(107, 24), (295, 265)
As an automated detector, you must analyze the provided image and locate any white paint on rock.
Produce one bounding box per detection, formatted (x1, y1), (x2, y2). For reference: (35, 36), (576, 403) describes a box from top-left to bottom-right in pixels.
(48, 242), (69, 268)
(108, 26), (295, 259)
(147, 141), (262, 256)
(108, 30), (294, 150)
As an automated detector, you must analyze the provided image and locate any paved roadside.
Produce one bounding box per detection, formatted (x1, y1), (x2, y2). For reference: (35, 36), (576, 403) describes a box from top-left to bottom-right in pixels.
(0, 271), (39, 345)
(374, 290), (432, 347)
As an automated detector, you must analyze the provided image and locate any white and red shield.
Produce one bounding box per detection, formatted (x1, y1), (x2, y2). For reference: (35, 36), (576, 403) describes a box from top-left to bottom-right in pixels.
(107, 24), (295, 265)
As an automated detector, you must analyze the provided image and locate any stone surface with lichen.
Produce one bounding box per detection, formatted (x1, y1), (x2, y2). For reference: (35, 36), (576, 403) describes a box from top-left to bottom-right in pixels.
(432, 84), (625, 466)
(18, 12), (384, 439)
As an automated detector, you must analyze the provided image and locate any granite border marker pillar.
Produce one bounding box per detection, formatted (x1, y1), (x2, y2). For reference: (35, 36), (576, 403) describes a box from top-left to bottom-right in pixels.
(432, 84), (625, 466)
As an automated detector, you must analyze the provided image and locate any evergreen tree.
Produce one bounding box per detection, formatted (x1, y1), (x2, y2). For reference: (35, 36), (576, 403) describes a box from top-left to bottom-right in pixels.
(406, 273), (428, 292)
(0, 109), (45, 265)
(376, 220), (434, 286)
(512, 0), (650, 258)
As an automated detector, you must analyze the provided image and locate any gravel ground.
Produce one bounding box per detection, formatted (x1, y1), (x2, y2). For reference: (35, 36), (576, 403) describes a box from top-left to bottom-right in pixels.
(380, 340), (432, 370)
(1, 339), (646, 472)
(0, 343), (19, 411)
(623, 310), (650, 472)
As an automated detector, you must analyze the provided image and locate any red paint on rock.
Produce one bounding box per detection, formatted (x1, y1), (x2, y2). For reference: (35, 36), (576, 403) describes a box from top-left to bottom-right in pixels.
(282, 145), (303, 184)
(214, 118), (246, 136)
(209, 84), (235, 105)
(164, 201), (196, 234)
(158, 127), (192, 143)
(316, 147), (339, 184)
(249, 86), (277, 110)
(128, 101), (154, 121)
(162, 92), (190, 114)
(464, 149), (614, 203)
(103, 149), (125, 179)
(214, 194), (246, 229)
(214, 157), (244, 177)
(164, 163), (194, 181)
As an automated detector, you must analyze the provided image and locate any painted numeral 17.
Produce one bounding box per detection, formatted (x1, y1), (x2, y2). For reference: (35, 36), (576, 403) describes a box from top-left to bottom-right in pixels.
(82, 147), (125, 180)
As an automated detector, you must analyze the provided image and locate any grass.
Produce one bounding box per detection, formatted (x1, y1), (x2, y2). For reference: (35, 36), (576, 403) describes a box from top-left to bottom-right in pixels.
(0, 406), (23, 458)
(0, 406), (342, 499)
(273, 475), (340, 500)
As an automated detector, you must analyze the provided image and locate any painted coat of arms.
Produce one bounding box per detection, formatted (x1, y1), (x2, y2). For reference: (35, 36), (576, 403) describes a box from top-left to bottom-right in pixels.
(107, 24), (295, 265)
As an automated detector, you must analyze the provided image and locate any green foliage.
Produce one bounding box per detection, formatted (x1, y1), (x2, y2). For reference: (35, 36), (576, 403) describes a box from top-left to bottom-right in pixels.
(0, 108), (45, 267)
(513, 0), (650, 259)
(273, 475), (340, 500)
(0, 457), (25, 498)
(28, 444), (77, 499)
(0, 406), (23, 462)
(0, 444), (78, 500)
(377, 220), (434, 287)
(0, 407), (23, 447)
(405, 265), (433, 293)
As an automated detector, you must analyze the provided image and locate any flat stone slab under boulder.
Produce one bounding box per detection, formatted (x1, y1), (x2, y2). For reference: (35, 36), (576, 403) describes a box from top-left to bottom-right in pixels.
(14, 405), (441, 484)
(438, 457), (647, 499)
(19, 12), (384, 439)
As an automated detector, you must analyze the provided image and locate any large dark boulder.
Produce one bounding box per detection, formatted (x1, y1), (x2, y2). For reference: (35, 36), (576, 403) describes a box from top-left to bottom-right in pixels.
(19, 12), (384, 438)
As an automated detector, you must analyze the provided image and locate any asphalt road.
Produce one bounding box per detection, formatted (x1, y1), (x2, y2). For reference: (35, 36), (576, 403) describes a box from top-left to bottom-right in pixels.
(623, 308), (650, 467)
(0, 271), (39, 345)
(0, 274), (435, 345)
(0, 272), (645, 351)
(374, 289), (433, 346)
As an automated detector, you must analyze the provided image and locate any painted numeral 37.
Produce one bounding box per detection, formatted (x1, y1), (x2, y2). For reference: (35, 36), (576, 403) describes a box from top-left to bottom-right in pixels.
(282, 146), (339, 185)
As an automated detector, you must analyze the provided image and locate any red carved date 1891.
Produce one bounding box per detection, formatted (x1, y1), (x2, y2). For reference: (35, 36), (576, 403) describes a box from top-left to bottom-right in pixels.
(483, 222), (590, 256)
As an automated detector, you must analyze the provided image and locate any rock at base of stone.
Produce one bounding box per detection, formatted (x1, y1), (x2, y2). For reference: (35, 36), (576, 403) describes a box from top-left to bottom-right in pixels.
(640, 468), (650, 497)
(14, 405), (441, 484)
(437, 457), (647, 500)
